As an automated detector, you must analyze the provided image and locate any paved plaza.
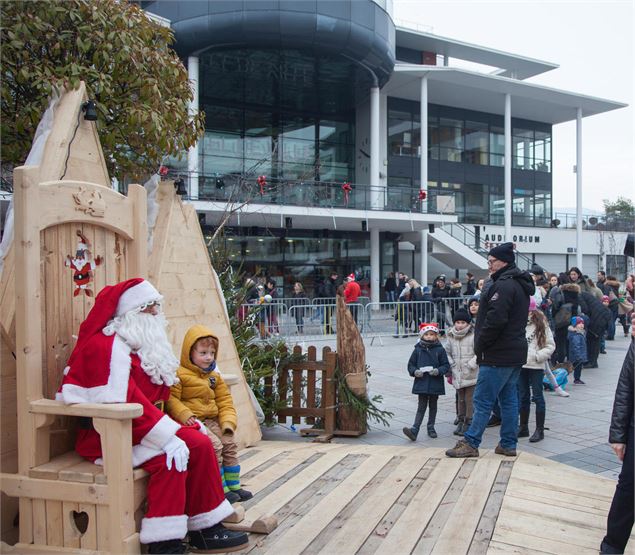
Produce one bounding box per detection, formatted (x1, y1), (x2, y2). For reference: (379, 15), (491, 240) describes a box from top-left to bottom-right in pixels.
(262, 331), (632, 480)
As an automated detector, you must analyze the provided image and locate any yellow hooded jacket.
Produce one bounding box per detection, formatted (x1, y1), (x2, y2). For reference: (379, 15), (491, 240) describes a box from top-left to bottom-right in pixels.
(167, 325), (237, 432)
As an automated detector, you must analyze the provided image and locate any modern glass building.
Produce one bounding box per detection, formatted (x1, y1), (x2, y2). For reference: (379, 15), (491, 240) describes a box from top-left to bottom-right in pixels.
(143, 0), (627, 299)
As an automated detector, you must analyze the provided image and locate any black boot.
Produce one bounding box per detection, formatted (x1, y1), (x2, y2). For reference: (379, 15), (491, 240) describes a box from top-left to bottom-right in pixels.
(486, 414), (501, 427)
(453, 417), (465, 436)
(529, 411), (545, 443)
(517, 409), (530, 438)
(148, 539), (188, 554)
(188, 523), (248, 552)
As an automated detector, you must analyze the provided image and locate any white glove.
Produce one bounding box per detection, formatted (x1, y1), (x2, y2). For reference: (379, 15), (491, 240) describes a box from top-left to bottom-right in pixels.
(414, 369), (424, 378)
(163, 435), (189, 472)
(195, 419), (209, 437)
(429, 368), (440, 376)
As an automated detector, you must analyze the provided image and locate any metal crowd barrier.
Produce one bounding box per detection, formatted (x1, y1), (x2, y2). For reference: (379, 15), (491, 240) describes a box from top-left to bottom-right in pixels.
(240, 296), (475, 343)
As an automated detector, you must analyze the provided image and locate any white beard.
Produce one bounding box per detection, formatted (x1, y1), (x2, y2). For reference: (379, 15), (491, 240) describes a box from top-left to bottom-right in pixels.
(104, 310), (179, 386)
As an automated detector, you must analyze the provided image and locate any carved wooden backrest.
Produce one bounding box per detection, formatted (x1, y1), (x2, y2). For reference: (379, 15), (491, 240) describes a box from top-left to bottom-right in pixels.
(14, 167), (147, 468)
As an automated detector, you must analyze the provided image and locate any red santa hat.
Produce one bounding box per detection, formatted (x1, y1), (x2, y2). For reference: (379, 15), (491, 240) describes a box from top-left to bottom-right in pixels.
(419, 322), (439, 336)
(59, 278), (164, 404)
(347, 273), (355, 281)
(67, 278), (161, 368)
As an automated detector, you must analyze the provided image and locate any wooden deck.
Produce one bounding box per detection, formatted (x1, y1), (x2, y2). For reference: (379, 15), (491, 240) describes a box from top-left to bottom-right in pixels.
(237, 440), (634, 555)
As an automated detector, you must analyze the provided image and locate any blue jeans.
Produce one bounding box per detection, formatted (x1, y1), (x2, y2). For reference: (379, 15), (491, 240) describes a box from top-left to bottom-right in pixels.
(464, 365), (521, 450)
(518, 368), (546, 413)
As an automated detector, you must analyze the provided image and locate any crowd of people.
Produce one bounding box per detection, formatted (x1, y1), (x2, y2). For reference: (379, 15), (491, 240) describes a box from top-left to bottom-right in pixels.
(400, 243), (634, 454)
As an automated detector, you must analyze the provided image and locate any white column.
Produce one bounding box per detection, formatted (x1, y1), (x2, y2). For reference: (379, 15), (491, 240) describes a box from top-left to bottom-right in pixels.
(420, 76), (428, 213)
(370, 227), (380, 305)
(187, 56), (200, 200)
(576, 107), (583, 270)
(419, 229), (428, 287)
(370, 86), (381, 209)
(443, 54), (449, 66)
(504, 93), (512, 242)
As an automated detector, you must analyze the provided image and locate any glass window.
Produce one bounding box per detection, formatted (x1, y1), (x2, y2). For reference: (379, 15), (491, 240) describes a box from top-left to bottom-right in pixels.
(534, 130), (551, 173)
(438, 118), (463, 163)
(489, 185), (504, 225)
(534, 190), (552, 227)
(464, 120), (488, 165)
(205, 105), (242, 132)
(282, 115), (315, 141)
(512, 187), (534, 226)
(201, 155), (243, 176)
(463, 183), (489, 223)
(245, 110), (274, 137)
(203, 131), (242, 158)
(282, 138), (315, 165)
(428, 116), (439, 159)
(388, 109), (413, 156)
(319, 120), (353, 144)
(489, 125), (505, 166)
(387, 176), (413, 210)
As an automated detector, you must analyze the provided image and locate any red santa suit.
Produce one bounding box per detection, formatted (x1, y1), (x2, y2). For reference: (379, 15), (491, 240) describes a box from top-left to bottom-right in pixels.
(344, 275), (361, 304)
(57, 279), (233, 544)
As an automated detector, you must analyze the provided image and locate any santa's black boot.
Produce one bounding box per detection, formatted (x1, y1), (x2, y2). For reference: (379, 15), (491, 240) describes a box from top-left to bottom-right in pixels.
(188, 523), (248, 552)
(147, 538), (188, 554)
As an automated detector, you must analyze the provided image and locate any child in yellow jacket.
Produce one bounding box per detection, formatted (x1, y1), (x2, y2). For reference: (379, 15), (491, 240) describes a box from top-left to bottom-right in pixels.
(167, 324), (252, 503)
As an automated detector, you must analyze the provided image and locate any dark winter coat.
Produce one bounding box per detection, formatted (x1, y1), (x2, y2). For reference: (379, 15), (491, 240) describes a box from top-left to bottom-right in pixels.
(407, 341), (450, 395)
(609, 339), (634, 444)
(567, 327), (588, 363)
(322, 278), (338, 299)
(473, 263), (535, 366)
(578, 291), (612, 338)
(465, 278), (477, 296)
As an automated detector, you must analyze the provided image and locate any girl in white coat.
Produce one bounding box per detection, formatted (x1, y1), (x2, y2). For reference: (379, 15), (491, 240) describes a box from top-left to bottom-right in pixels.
(518, 298), (556, 442)
(444, 308), (478, 436)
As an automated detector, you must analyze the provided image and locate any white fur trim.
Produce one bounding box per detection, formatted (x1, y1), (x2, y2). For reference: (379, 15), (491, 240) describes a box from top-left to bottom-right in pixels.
(59, 336), (131, 403)
(140, 514), (188, 544)
(131, 443), (163, 467)
(116, 280), (162, 317)
(140, 415), (180, 450)
(187, 500), (235, 531)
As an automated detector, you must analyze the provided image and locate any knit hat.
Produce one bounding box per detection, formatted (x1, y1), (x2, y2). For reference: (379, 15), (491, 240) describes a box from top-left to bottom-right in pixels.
(468, 296), (480, 308)
(528, 297), (537, 311)
(488, 242), (515, 264)
(571, 316), (584, 327)
(453, 309), (471, 324)
(419, 322), (439, 336)
(530, 263), (545, 276)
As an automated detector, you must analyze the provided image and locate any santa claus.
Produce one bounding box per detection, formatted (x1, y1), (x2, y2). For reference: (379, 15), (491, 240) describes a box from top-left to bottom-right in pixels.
(57, 278), (248, 554)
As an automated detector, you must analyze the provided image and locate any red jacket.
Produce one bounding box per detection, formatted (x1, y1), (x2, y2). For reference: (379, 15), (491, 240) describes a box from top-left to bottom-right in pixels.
(344, 281), (361, 303)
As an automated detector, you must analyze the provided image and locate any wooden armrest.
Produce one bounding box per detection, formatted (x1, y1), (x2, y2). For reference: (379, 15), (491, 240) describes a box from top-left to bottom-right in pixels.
(30, 399), (143, 419)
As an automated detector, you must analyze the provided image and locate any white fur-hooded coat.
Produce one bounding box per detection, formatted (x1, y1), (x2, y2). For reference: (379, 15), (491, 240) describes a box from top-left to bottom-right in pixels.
(524, 319), (556, 369)
(444, 324), (478, 389)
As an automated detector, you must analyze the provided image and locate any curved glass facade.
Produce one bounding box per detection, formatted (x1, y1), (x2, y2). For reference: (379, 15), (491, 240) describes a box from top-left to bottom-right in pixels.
(197, 49), (357, 184)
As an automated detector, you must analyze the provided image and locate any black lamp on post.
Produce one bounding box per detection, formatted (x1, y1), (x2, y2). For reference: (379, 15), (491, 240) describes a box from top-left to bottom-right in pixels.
(174, 178), (188, 196)
(82, 100), (98, 121)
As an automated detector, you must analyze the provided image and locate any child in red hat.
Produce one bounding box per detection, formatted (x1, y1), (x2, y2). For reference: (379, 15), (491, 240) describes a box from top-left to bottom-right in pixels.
(403, 323), (450, 440)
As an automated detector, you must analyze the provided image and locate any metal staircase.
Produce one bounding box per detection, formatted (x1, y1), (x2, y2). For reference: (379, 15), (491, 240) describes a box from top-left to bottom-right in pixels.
(440, 222), (534, 270)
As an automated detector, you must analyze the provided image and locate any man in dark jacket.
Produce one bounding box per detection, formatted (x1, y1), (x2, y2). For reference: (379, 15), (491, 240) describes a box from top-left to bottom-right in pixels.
(601, 319), (634, 554)
(464, 272), (476, 296)
(446, 242), (535, 458)
(579, 291), (612, 368)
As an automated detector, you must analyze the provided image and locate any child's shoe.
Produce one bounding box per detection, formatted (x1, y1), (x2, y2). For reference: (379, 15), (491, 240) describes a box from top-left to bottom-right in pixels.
(233, 488), (253, 501)
(573, 379), (586, 385)
(453, 418), (465, 436)
(427, 426), (437, 439)
(555, 386), (570, 397)
(402, 427), (417, 441)
(225, 490), (241, 504)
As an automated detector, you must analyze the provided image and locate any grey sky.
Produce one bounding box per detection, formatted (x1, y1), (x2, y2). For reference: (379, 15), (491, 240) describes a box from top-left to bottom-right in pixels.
(393, 0), (634, 213)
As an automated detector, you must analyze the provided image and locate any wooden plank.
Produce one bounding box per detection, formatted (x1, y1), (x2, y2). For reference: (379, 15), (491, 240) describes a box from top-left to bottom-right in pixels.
(468, 461), (513, 555)
(239, 446), (290, 476)
(30, 399), (143, 419)
(377, 457), (464, 554)
(32, 499), (47, 545)
(495, 508), (605, 549)
(487, 539), (554, 554)
(59, 461), (103, 484)
(1, 474), (108, 504)
(45, 500), (63, 547)
(432, 458), (501, 555)
(316, 453), (429, 555)
(491, 526), (599, 555)
(29, 451), (84, 480)
(262, 452), (393, 555)
(291, 368), (301, 425)
(507, 477), (611, 512)
(95, 505), (108, 551)
(78, 503), (97, 551)
(63, 501), (81, 548)
(239, 447), (350, 524)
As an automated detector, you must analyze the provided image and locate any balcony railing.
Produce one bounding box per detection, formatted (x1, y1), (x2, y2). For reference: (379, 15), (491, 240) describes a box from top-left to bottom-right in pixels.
(553, 212), (633, 233)
(177, 173), (431, 214)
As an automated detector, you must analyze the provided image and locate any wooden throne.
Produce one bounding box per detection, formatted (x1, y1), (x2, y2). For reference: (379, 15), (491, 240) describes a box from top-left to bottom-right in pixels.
(0, 83), (260, 553)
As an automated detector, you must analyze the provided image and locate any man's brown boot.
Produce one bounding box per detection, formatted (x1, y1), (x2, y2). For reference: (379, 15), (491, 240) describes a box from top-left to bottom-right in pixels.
(494, 444), (517, 456)
(445, 439), (479, 458)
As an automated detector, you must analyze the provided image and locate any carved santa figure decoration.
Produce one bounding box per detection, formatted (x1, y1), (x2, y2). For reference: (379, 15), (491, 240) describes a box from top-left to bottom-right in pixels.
(65, 230), (103, 297)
